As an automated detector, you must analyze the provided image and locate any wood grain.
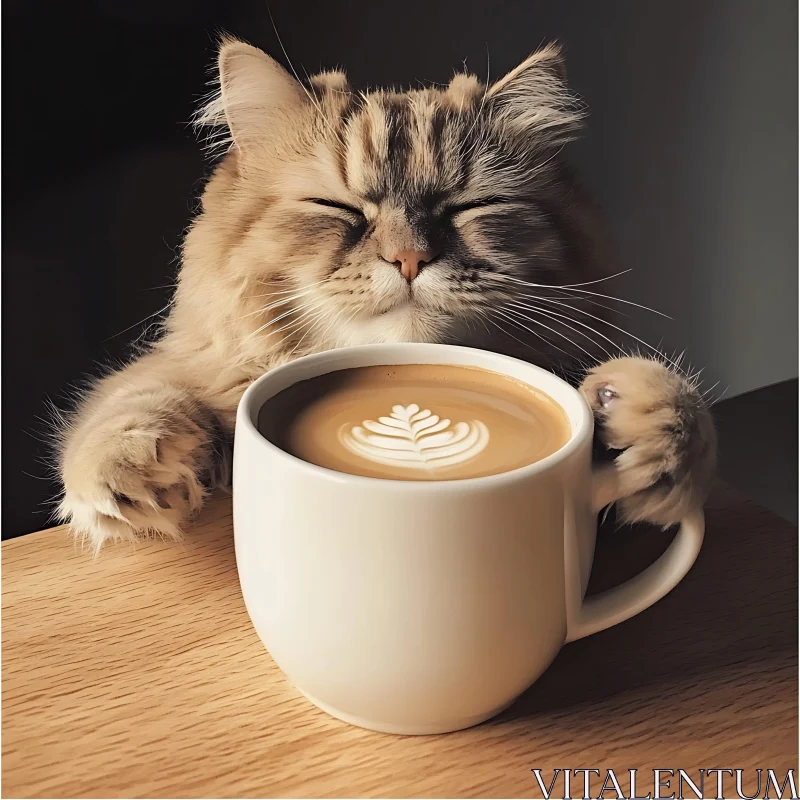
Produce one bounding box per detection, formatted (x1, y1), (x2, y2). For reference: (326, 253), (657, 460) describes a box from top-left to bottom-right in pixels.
(2, 484), (797, 798)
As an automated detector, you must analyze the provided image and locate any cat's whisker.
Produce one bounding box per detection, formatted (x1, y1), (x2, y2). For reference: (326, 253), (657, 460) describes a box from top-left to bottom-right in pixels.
(246, 278), (328, 299)
(287, 308), (331, 353)
(482, 273), (628, 317)
(478, 268), (636, 294)
(487, 273), (671, 319)
(508, 298), (620, 352)
(481, 312), (553, 356)
(309, 305), (351, 349)
(540, 285), (672, 319)
(266, 311), (316, 338)
(547, 269), (633, 290)
(471, 306), (494, 338)
(233, 298), (327, 348)
(489, 307), (576, 359)
(513, 294), (684, 372)
(105, 298), (175, 342)
(307, 315), (335, 348)
(496, 306), (598, 361)
(503, 301), (617, 360)
(247, 304), (314, 338)
(501, 310), (589, 370)
(266, 303), (329, 339)
(237, 292), (315, 322)
(245, 311), (324, 363)
(255, 286), (324, 314)
(325, 304), (366, 350)
(522, 287), (624, 318)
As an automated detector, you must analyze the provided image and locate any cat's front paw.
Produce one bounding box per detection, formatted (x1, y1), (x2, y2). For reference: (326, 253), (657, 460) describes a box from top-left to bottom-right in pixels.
(59, 400), (223, 551)
(580, 356), (717, 528)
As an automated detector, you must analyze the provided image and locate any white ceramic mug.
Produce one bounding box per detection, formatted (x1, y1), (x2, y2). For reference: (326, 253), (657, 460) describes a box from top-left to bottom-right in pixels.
(233, 343), (704, 735)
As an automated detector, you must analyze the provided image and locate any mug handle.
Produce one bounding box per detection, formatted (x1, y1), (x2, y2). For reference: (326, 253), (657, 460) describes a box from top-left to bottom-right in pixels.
(565, 465), (705, 643)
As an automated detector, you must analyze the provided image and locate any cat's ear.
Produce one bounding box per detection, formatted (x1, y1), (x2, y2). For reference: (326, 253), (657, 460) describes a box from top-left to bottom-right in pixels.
(309, 70), (350, 95)
(196, 38), (306, 153)
(445, 73), (483, 108)
(487, 43), (584, 146)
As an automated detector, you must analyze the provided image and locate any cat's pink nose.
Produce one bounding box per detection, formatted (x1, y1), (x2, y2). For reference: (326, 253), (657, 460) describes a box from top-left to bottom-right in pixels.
(385, 249), (434, 282)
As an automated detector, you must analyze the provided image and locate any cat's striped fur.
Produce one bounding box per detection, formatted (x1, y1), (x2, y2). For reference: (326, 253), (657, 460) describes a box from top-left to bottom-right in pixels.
(57, 39), (715, 550)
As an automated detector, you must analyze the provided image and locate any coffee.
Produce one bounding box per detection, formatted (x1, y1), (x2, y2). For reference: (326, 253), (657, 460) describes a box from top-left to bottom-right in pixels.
(258, 364), (571, 481)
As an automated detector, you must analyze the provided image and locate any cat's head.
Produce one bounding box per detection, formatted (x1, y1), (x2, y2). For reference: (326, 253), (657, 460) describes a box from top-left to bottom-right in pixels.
(192, 38), (589, 353)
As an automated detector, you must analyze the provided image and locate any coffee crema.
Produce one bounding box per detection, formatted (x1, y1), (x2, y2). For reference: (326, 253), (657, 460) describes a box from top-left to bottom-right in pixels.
(258, 364), (571, 481)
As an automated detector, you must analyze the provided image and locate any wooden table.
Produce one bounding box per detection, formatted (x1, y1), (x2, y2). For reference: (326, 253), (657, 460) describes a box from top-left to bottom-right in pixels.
(3, 484), (797, 798)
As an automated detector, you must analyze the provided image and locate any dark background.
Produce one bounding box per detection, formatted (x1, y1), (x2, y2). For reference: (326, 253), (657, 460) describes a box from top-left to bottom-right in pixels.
(3, 0), (797, 537)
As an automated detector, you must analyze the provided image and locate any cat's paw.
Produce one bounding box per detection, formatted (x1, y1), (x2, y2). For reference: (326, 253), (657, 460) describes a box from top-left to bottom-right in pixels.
(58, 398), (224, 552)
(580, 356), (717, 528)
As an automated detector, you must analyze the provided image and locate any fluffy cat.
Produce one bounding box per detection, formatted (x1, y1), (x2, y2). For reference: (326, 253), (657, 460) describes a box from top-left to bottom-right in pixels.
(57, 39), (716, 550)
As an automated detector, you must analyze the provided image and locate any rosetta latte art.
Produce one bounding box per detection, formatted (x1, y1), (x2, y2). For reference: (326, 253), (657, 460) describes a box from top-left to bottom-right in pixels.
(340, 404), (489, 470)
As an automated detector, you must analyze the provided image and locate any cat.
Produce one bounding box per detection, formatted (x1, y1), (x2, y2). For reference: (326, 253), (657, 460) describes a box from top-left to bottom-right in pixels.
(57, 38), (716, 550)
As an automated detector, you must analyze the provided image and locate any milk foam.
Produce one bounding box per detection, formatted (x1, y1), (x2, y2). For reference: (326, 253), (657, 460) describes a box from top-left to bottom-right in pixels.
(340, 403), (489, 470)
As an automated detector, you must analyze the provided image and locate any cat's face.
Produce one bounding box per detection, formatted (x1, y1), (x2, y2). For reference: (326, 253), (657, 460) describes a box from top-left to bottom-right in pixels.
(196, 40), (589, 353)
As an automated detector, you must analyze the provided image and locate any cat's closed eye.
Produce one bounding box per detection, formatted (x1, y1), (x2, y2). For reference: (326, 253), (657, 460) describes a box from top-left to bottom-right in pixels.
(305, 198), (366, 221)
(443, 197), (511, 217)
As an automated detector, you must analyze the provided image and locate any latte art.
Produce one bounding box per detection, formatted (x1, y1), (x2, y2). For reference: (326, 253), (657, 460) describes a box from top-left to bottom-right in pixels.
(258, 364), (571, 481)
(341, 404), (489, 470)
